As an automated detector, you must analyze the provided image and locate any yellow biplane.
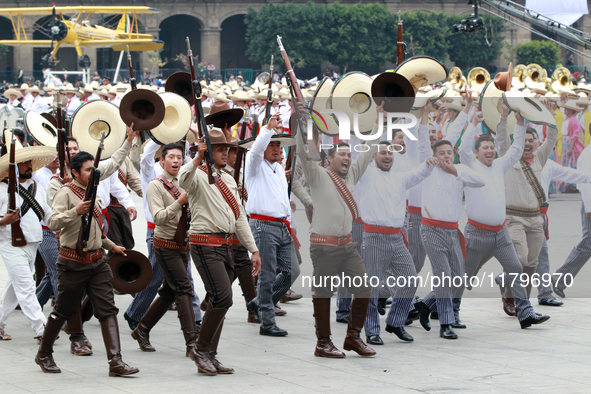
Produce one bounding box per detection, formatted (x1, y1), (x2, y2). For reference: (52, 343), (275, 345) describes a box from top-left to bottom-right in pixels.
(0, 6), (163, 68)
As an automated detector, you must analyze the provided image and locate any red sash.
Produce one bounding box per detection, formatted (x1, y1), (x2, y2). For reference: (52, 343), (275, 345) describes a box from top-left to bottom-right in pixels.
(198, 165), (240, 220)
(421, 217), (466, 259)
(407, 206), (422, 215)
(250, 214), (301, 249)
(540, 206), (549, 240)
(326, 168), (359, 220)
(363, 223), (408, 249)
(147, 222), (155, 230)
(467, 219), (506, 232)
(64, 183), (106, 237)
(353, 218), (364, 223)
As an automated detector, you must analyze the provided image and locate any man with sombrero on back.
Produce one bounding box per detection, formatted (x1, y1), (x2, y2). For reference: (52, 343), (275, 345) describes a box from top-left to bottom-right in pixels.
(0, 143), (55, 342)
(179, 128), (261, 375)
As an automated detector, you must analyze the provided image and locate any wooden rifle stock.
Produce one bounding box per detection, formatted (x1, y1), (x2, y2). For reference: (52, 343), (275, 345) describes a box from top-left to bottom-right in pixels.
(8, 130), (27, 247)
(264, 55), (274, 125)
(186, 36), (218, 184)
(1, 121), (7, 157)
(276, 35), (320, 161)
(173, 203), (189, 247)
(397, 10), (404, 65)
(233, 121), (248, 185)
(76, 132), (105, 257)
(55, 91), (67, 179)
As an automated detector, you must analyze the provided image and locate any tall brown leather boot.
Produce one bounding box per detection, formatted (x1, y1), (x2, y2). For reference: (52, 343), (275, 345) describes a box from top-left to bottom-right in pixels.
(313, 298), (345, 358)
(236, 266), (259, 323)
(65, 304), (93, 356)
(131, 297), (172, 352)
(101, 315), (139, 377)
(343, 295), (376, 357)
(209, 318), (234, 374)
(35, 314), (65, 373)
(523, 266), (536, 299)
(175, 295), (199, 357)
(189, 306), (227, 375)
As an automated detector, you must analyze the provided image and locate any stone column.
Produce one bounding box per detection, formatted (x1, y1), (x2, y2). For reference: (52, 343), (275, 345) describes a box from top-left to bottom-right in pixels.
(201, 27), (222, 72)
(13, 45), (34, 78)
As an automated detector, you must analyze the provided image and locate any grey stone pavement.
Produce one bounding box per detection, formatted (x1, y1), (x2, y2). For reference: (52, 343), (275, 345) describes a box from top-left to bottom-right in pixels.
(1, 192), (590, 393)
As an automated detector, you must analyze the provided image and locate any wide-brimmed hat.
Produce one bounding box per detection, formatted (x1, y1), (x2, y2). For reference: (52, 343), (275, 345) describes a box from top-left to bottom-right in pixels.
(444, 99), (465, 113)
(228, 90), (249, 102)
(560, 99), (583, 112)
(479, 80), (517, 134)
(204, 100), (243, 128)
(395, 56), (448, 89)
(502, 91), (557, 127)
(4, 88), (22, 99)
(0, 145), (57, 179)
(24, 110), (58, 147)
(71, 101), (128, 159)
(188, 127), (237, 152)
(60, 83), (82, 96)
(119, 88), (166, 130)
(576, 95), (591, 106)
(371, 72), (415, 113)
(149, 92), (192, 145)
(25, 86), (44, 95)
(494, 62), (513, 92)
(330, 72), (376, 135)
(107, 250), (153, 294)
(413, 88), (446, 110)
(20, 83), (29, 91)
(309, 77), (340, 136)
(238, 133), (295, 150)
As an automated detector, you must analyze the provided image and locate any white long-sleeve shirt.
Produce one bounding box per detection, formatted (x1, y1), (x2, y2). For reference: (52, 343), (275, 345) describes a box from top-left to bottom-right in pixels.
(32, 166), (55, 227)
(97, 172), (134, 211)
(66, 96), (82, 116)
(28, 96), (50, 114)
(0, 179), (52, 246)
(244, 124), (291, 220)
(421, 164), (485, 223)
(459, 123), (526, 226)
(140, 140), (163, 224)
(566, 146), (591, 213)
(406, 122), (432, 208)
(358, 162), (433, 228)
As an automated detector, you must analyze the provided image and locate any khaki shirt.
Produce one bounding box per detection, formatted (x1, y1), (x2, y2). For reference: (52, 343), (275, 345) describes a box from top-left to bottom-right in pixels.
(497, 117), (558, 210)
(48, 179), (115, 252)
(120, 156), (143, 197)
(296, 134), (377, 237)
(46, 140), (133, 205)
(291, 159), (313, 207)
(146, 170), (183, 240)
(178, 161), (258, 253)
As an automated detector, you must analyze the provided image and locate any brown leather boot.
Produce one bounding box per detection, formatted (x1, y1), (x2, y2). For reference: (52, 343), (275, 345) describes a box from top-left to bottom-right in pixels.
(343, 296), (376, 357)
(312, 298), (345, 358)
(236, 266), (258, 324)
(66, 305), (92, 355)
(131, 297), (172, 352)
(189, 306), (227, 375)
(101, 315), (139, 377)
(175, 295), (199, 358)
(209, 319), (234, 374)
(35, 314), (64, 373)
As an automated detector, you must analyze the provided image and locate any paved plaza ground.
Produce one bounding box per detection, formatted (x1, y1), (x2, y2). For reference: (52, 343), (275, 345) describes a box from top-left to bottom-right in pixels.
(1, 193), (590, 393)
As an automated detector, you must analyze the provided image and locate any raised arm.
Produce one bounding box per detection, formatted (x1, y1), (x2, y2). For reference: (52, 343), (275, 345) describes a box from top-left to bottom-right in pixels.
(48, 189), (78, 231)
(140, 139), (159, 184)
(498, 111), (526, 173)
(245, 114), (278, 179)
(403, 162), (434, 190)
(456, 163), (486, 188)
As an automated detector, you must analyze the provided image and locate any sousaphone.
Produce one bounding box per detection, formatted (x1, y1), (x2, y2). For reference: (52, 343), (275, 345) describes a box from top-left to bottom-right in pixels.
(467, 67), (491, 92)
(107, 250), (152, 294)
(149, 92), (193, 145)
(24, 110), (58, 147)
(71, 100), (127, 159)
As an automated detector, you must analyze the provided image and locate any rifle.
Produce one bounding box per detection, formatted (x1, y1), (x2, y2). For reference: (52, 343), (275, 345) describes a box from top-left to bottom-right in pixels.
(186, 36), (218, 184)
(127, 45), (137, 90)
(276, 35), (321, 161)
(264, 55), (274, 125)
(397, 10), (404, 65)
(233, 118), (249, 186)
(0, 121), (7, 157)
(76, 131), (105, 257)
(8, 129), (27, 247)
(55, 91), (68, 179)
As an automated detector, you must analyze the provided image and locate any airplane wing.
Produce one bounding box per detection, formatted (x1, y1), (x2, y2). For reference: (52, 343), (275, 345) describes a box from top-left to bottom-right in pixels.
(0, 7), (160, 16)
(80, 39), (165, 51)
(0, 40), (53, 46)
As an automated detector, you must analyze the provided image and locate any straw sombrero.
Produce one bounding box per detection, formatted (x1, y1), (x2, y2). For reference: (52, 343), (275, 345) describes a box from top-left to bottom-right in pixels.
(309, 77), (339, 136)
(0, 146), (57, 180)
(444, 99), (465, 113)
(25, 86), (45, 95)
(479, 80), (517, 135)
(502, 91), (557, 127)
(228, 90), (249, 102)
(238, 133), (295, 150)
(20, 83), (29, 91)
(24, 110), (58, 147)
(149, 92), (192, 145)
(60, 83), (82, 96)
(412, 88), (447, 110)
(4, 88), (22, 99)
(559, 99), (582, 112)
(394, 56), (448, 89)
(330, 72), (376, 135)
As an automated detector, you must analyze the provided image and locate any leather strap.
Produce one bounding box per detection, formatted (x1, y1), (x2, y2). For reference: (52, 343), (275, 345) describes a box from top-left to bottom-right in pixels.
(18, 181), (44, 222)
(198, 165), (240, 220)
(519, 159), (546, 207)
(64, 182), (105, 237)
(153, 236), (189, 251)
(189, 233), (240, 247)
(326, 167), (359, 220)
(59, 246), (103, 263)
(310, 233), (353, 247)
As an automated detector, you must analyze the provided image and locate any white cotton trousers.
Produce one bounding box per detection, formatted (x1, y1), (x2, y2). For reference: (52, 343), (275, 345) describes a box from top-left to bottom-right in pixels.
(0, 242), (46, 337)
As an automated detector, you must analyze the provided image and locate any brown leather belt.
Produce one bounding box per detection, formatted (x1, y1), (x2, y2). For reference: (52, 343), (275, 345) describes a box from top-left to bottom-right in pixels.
(59, 247), (103, 263)
(310, 233), (353, 246)
(153, 236), (189, 252)
(189, 233), (240, 247)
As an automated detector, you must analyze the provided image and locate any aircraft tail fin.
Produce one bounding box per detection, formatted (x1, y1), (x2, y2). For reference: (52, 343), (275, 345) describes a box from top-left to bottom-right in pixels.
(116, 14), (131, 33)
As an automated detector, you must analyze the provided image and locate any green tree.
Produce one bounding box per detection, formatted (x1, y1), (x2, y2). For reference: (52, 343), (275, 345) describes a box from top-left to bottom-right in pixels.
(0, 45), (9, 60)
(325, 3), (397, 71)
(515, 40), (561, 69)
(401, 11), (449, 61)
(245, 2), (328, 68)
(447, 14), (506, 70)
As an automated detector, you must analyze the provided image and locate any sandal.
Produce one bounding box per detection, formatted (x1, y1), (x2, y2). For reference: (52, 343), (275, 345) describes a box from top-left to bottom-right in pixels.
(0, 328), (12, 341)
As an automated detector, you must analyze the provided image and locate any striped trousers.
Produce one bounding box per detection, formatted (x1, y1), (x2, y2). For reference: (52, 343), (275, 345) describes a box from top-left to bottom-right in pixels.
(249, 218), (300, 328)
(420, 225), (464, 325)
(536, 214), (553, 300)
(336, 221), (363, 320)
(459, 224), (535, 321)
(125, 229), (202, 323)
(35, 229), (59, 308)
(554, 203), (591, 291)
(360, 231), (418, 336)
(405, 211), (427, 273)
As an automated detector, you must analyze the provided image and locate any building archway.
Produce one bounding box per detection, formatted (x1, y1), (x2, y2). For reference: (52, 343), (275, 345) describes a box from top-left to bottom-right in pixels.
(159, 15), (202, 70)
(0, 16), (15, 82)
(221, 15), (260, 70)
